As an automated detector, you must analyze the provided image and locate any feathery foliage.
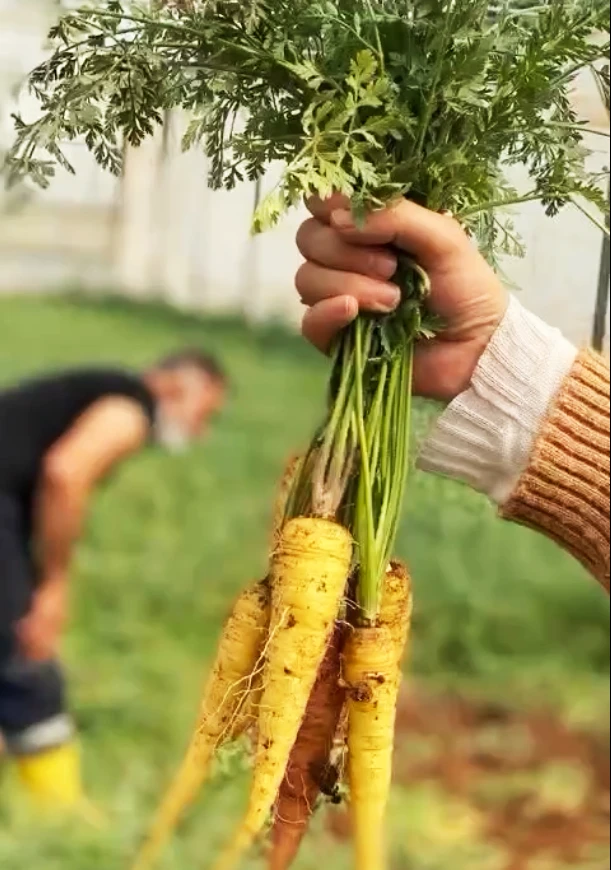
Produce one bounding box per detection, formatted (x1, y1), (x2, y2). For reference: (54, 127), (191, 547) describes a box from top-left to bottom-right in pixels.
(4, 0), (609, 243)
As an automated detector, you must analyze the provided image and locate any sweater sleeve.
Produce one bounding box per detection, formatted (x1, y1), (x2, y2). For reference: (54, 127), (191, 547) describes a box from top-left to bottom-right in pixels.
(501, 349), (610, 589)
(419, 297), (610, 589)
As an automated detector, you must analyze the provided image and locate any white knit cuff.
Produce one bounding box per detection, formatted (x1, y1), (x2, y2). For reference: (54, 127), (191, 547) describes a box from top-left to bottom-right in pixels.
(418, 296), (578, 505)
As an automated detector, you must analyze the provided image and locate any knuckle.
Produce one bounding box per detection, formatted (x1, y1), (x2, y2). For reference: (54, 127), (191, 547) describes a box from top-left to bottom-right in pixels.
(301, 307), (315, 335)
(301, 309), (322, 349)
(295, 218), (317, 256)
(443, 222), (470, 256)
(294, 262), (313, 299)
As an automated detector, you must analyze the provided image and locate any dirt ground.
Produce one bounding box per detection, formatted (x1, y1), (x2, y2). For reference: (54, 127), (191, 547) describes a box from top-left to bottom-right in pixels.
(328, 688), (610, 870)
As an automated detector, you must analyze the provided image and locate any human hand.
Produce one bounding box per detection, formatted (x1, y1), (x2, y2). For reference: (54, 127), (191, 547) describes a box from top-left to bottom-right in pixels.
(296, 196), (508, 402)
(17, 578), (67, 662)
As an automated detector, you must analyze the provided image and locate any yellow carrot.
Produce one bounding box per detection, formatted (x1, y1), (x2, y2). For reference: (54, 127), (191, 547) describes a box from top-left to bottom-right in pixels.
(380, 561), (413, 663)
(213, 517), (353, 870)
(344, 625), (402, 870)
(131, 581), (270, 870)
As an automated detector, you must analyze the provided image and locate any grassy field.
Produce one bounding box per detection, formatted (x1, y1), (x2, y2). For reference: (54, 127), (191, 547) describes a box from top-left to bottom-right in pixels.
(0, 295), (608, 870)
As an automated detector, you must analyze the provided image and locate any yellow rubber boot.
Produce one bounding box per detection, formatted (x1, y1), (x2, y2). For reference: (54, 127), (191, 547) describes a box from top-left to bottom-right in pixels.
(15, 742), (83, 811)
(15, 743), (106, 828)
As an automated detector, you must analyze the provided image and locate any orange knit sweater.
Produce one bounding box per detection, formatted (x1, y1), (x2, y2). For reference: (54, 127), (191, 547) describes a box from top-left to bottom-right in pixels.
(502, 350), (610, 590)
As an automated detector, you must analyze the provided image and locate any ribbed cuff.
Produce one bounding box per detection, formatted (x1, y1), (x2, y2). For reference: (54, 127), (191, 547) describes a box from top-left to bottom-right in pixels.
(502, 350), (610, 588)
(418, 296), (578, 504)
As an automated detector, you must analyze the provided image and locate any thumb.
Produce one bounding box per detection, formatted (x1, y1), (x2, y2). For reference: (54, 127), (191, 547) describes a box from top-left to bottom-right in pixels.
(330, 200), (465, 270)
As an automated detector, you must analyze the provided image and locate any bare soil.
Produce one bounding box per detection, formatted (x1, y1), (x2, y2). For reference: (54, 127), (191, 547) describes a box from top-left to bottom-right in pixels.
(328, 688), (610, 870)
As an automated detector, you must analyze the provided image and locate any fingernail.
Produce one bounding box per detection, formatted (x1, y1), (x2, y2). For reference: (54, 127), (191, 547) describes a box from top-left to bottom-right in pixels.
(342, 296), (359, 321)
(373, 286), (401, 313)
(331, 209), (356, 230)
(376, 252), (398, 278)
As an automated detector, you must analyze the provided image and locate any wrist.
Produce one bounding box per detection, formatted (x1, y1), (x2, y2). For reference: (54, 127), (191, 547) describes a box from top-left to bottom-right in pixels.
(418, 296), (578, 504)
(38, 565), (68, 587)
(35, 572), (68, 609)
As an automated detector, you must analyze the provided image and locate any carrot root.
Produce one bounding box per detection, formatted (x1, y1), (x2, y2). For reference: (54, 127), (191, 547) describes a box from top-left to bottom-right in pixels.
(213, 517), (353, 870)
(269, 623), (348, 870)
(344, 625), (402, 870)
(131, 581), (270, 870)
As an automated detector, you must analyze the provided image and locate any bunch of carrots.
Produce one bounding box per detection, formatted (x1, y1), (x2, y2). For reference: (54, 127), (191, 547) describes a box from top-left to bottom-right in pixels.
(133, 443), (414, 870)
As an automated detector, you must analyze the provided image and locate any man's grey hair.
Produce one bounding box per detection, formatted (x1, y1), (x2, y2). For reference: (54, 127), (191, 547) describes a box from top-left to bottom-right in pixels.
(156, 349), (227, 387)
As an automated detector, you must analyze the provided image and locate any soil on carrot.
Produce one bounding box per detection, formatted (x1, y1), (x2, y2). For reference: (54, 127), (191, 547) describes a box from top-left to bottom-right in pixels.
(328, 688), (610, 870)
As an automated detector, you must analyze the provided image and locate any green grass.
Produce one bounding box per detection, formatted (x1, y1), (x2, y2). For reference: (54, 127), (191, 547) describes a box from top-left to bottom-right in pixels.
(0, 294), (608, 870)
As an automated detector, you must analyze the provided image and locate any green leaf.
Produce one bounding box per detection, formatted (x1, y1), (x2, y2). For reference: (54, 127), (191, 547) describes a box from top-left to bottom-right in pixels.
(252, 190), (286, 233)
(349, 49), (379, 88)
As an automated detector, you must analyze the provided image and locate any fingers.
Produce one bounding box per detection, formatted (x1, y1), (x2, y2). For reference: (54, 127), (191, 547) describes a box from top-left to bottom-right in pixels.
(302, 296), (359, 353)
(306, 194), (351, 223)
(296, 215), (401, 353)
(297, 218), (397, 280)
(296, 261), (401, 312)
(328, 200), (467, 270)
(298, 197), (474, 358)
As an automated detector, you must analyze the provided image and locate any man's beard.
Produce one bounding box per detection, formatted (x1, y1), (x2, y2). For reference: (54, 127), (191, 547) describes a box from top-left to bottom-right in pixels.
(154, 413), (191, 454)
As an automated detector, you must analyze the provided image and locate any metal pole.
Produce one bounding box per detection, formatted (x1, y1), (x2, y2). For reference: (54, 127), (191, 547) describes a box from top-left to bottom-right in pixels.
(253, 176), (262, 215)
(592, 65), (610, 352)
(592, 178), (610, 352)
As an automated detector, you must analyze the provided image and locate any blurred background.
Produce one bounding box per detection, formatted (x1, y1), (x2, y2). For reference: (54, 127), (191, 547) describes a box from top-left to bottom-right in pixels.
(0, 2), (609, 869)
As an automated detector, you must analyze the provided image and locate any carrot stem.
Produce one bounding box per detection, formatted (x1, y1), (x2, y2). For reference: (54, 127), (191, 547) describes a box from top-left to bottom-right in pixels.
(283, 263), (428, 621)
(353, 319), (378, 620)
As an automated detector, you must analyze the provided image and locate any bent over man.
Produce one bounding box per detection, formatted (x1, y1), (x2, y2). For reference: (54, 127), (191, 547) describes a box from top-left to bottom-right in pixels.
(0, 351), (226, 810)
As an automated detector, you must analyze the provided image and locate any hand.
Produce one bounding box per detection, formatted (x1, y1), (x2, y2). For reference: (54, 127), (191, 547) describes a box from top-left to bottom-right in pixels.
(16, 579), (67, 662)
(296, 195), (508, 402)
